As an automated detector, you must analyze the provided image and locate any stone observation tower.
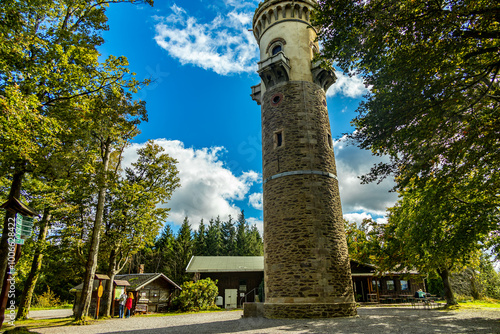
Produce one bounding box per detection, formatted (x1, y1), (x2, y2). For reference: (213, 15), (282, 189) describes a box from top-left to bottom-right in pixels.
(250, 0), (357, 318)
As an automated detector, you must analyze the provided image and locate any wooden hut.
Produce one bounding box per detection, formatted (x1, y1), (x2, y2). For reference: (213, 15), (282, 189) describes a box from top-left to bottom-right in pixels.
(350, 260), (426, 303)
(186, 256), (426, 306)
(71, 273), (181, 316)
(186, 256), (264, 308)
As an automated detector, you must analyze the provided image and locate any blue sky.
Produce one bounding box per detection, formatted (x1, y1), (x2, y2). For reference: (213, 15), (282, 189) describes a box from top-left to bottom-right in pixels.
(99, 0), (398, 234)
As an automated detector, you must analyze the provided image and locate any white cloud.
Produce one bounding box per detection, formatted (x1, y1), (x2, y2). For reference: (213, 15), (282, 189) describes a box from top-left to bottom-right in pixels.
(343, 212), (388, 225)
(327, 71), (368, 98)
(247, 217), (263, 236)
(122, 139), (259, 229)
(153, 4), (258, 75)
(223, 0), (260, 9)
(248, 192), (263, 210)
(120, 136), (396, 233)
(334, 136), (398, 217)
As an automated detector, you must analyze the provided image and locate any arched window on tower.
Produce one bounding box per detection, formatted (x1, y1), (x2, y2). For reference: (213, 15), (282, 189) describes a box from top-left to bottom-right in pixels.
(272, 45), (282, 55)
(267, 38), (286, 57)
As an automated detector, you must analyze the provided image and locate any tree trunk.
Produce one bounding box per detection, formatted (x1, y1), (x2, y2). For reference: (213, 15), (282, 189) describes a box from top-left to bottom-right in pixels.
(0, 169), (24, 294)
(74, 142), (112, 321)
(16, 208), (51, 320)
(470, 268), (481, 300)
(438, 268), (458, 306)
(105, 248), (117, 317)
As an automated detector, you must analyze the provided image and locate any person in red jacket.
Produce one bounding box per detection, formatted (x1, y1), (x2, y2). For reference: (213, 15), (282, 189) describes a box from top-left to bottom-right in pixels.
(125, 292), (134, 318)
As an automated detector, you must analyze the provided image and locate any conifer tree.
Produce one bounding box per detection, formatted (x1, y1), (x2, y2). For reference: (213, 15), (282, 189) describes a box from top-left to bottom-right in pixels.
(247, 224), (264, 256)
(221, 215), (237, 256)
(173, 217), (193, 282)
(205, 217), (224, 256)
(236, 211), (250, 256)
(193, 219), (207, 256)
(153, 225), (175, 275)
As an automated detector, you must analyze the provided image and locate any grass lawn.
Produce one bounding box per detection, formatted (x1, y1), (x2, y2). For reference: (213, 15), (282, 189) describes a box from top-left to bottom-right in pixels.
(1, 317), (75, 333)
(457, 299), (500, 309)
(0, 308), (227, 333)
(29, 304), (73, 311)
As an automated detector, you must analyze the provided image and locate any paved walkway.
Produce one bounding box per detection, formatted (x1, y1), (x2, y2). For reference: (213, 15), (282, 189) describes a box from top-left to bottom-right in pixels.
(24, 307), (500, 334)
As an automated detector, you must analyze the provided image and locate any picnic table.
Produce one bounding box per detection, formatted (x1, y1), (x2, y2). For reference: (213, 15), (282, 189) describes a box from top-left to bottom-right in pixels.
(379, 295), (395, 303)
(367, 293), (378, 303)
(399, 295), (413, 303)
(411, 296), (440, 309)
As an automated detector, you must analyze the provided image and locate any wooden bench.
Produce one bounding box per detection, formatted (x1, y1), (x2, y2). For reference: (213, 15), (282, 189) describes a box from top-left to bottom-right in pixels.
(135, 304), (148, 314)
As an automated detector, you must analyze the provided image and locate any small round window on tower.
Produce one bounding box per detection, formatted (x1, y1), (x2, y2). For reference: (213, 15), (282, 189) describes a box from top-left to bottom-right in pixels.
(272, 45), (282, 55)
(271, 93), (284, 106)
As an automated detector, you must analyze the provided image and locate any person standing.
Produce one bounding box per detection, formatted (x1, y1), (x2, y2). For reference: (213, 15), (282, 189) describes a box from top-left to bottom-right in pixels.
(125, 292), (134, 318)
(118, 290), (127, 318)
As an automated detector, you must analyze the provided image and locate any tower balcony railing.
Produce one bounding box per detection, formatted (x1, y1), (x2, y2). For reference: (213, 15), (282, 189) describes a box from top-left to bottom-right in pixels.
(251, 83), (262, 105)
(257, 51), (290, 72)
(311, 60), (336, 92)
(257, 51), (291, 89)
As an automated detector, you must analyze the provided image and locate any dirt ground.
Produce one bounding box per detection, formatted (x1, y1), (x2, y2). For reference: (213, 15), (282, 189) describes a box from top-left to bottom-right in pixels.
(17, 306), (500, 334)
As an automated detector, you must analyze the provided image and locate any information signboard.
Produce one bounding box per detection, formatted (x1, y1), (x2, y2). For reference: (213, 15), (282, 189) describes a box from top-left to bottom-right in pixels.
(16, 214), (34, 238)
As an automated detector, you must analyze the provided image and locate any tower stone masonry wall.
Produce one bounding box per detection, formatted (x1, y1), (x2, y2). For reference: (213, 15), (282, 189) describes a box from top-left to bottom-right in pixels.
(262, 81), (336, 179)
(252, 0), (357, 318)
(261, 81), (357, 318)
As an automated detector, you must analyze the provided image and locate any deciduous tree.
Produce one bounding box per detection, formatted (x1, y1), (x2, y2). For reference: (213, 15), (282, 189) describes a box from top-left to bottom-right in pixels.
(100, 141), (179, 316)
(382, 178), (491, 305)
(0, 0), (154, 299)
(313, 0), (500, 301)
(313, 0), (499, 240)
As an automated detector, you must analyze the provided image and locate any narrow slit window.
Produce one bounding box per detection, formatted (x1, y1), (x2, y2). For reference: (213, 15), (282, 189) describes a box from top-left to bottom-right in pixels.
(276, 132), (283, 147)
(328, 134), (333, 149)
(274, 130), (284, 148)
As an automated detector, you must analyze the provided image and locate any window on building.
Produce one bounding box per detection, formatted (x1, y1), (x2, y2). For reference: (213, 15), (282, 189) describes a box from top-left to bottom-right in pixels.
(327, 134), (333, 149)
(371, 280), (380, 292)
(275, 131), (283, 147)
(272, 45), (282, 55)
(386, 280), (395, 291)
(400, 280), (409, 291)
(239, 280), (247, 292)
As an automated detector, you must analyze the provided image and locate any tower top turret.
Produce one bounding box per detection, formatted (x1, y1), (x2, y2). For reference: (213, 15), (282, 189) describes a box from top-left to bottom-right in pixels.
(250, 0), (334, 105)
(252, 0), (317, 43)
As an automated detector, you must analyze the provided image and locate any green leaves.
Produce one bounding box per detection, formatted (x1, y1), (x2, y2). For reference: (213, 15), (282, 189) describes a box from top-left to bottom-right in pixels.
(100, 140), (180, 280)
(177, 278), (219, 312)
(315, 0), (499, 191)
(315, 0), (500, 259)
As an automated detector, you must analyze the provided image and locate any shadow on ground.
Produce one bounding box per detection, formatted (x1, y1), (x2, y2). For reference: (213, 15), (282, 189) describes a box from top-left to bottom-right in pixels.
(101, 308), (500, 334)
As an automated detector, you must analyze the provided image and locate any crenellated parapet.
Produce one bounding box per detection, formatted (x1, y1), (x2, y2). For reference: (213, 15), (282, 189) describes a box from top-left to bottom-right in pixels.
(253, 0), (316, 43)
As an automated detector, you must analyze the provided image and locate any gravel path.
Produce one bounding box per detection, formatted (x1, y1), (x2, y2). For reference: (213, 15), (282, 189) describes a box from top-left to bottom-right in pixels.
(28, 309), (73, 320)
(25, 307), (500, 334)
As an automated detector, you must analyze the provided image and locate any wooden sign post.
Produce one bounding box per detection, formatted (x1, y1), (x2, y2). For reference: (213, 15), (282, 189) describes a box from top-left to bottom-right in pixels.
(95, 282), (104, 319)
(93, 274), (109, 320)
(0, 198), (37, 329)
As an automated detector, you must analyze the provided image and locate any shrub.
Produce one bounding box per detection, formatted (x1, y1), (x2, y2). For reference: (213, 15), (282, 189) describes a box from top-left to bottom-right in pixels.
(34, 286), (60, 308)
(177, 278), (219, 312)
